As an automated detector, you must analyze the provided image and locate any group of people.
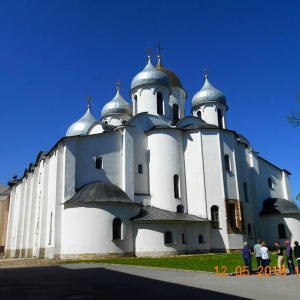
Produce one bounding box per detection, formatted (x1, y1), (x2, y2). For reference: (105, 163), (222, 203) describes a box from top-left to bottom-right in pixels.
(242, 239), (300, 275)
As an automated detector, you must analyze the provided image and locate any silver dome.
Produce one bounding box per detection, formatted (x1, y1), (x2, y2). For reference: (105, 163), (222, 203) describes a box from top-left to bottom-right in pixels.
(101, 90), (133, 117)
(131, 59), (170, 90)
(192, 77), (226, 108)
(66, 108), (98, 136)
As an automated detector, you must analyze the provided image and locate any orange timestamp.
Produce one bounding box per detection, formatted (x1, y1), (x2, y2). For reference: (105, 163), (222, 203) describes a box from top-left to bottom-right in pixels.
(215, 265), (299, 276)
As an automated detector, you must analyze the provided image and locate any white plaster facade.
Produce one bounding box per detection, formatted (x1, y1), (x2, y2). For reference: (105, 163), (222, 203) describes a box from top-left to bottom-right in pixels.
(5, 55), (300, 259)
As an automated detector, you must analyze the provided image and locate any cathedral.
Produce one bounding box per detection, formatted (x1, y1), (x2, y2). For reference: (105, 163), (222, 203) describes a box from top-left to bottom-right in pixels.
(5, 52), (300, 259)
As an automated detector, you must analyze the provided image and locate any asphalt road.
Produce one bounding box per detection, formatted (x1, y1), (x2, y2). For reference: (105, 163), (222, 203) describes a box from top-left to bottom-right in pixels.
(0, 263), (299, 299)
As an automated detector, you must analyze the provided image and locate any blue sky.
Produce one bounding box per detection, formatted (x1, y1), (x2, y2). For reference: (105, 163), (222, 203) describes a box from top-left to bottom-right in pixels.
(0, 0), (299, 202)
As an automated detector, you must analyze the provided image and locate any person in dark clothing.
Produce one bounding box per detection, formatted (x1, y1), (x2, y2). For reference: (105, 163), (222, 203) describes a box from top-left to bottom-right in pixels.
(293, 241), (300, 273)
(242, 242), (253, 275)
(273, 241), (284, 270)
(285, 240), (295, 275)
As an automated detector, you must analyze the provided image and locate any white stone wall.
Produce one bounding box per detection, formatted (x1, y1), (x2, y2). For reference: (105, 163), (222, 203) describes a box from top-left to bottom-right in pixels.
(61, 202), (140, 258)
(147, 129), (186, 212)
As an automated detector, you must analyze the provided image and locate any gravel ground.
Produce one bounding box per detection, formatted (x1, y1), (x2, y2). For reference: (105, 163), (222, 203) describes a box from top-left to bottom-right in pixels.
(0, 258), (63, 268)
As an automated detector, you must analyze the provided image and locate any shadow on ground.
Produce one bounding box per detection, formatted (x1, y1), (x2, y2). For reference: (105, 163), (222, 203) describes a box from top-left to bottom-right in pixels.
(0, 265), (250, 299)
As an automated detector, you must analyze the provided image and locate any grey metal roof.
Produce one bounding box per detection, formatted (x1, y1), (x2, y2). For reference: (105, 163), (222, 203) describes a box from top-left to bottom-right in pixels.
(131, 206), (208, 222)
(181, 123), (219, 130)
(65, 181), (133, 204)
(259, 198), (300, 215)
(192, 77), (227, 108)
(0, 184), (8, 193)
(101, 90), (133, 118)
(66, 108), (98, 137)
(0, 184), (10, 200)
(131, 59), (170, 90)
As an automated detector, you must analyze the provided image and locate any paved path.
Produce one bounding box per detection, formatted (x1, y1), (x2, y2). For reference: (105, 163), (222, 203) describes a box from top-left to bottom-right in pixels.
(0, 263), (299, 299)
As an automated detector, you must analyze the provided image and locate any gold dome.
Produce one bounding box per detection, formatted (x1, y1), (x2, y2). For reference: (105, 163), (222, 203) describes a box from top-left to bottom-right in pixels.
(156, 56), (184, 89)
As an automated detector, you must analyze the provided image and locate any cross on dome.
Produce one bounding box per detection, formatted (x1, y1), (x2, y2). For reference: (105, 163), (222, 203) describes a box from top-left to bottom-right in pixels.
(87, 96), (92, 108)
(204, 68), (209, 79)
(116, 80), (121, 91)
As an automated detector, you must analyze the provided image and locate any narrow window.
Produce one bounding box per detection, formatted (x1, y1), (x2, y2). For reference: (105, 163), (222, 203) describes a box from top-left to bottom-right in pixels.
(247, 223), (253, 239)
(134, 95), (138, 114)
(122, 120), (127, 124)
(157, 92), (163, 115)
(198, 234), (204, 243)
(173, 104), (179, 124)
(48, 212), (53, 245)
(244, 182), (249, 203)
(268, 177), (273, 189)
(174, 174), (180, 198)
(182, 233), (187, 244)
(229, 203), (236, 227)
(164, 231), (172, 244)
(224, 154), (231, 171)
(138, 164), (143, 174)
(197, 110), (201, 118)
(211, 205), (219, 229)
(217, 109), (223, 128)
(177, 204), (184, 213)
(113, 218), (122, 240)
(278, 223), (286, 238)
(96, 157), (103, 169)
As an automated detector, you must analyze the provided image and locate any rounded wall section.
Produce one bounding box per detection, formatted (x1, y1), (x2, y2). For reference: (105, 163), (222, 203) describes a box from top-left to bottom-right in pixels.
(131, 86), (170, 116)
(169, 87), (186, 123)
(147, 129), (186, 211)
(194, 103), (227, 128)
(61, 202), (140, 258)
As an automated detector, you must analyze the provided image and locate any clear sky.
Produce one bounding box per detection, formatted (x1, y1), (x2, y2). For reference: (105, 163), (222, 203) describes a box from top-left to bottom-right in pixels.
(0, 0), (299, 203)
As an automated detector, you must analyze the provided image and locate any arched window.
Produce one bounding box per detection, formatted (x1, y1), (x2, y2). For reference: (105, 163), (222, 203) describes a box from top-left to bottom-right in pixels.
(174, 175), (180, 198)
(112, 218), (122, 240)
(229, 203), (236, 227)
(177, 204), (184, 213)
(157, 92), (163, 115)
(278, 223), (286, 238)
(197, 110), (201, 118)
(224, 154), (231, 171)
(96, 157), (103, 169)
(173, 104), (179, 124)
(138, 164), (143, 174)
(134, 95), (138, 114)
(164, 231), (172, 244)
(217, 109), (223, 128)
(247, 223), (253, 239)
(211, 206), (219, 229)
(268, 177), (273, 189)
(198, 234), (204, 243)
(182, 233), (187, 244)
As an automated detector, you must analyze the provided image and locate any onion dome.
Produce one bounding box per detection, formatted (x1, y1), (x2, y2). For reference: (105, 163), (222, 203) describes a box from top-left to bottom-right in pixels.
(192, 74), (227, 109)
(131, 55), (170, 90)
(101, 84), (132, 118)
(156, 55), (184, 89)
(66, 99), (98, 136)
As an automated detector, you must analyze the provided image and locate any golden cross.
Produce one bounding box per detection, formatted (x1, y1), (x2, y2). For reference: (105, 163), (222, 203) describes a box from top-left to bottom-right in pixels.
(156, 42), (163, 56)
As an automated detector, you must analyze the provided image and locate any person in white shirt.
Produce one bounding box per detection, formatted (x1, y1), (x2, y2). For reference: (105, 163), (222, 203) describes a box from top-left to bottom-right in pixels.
(261, 241), (269, 271)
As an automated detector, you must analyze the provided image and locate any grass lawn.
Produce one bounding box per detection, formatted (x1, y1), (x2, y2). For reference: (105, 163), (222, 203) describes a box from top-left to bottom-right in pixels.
(64, 252), (282, 274)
